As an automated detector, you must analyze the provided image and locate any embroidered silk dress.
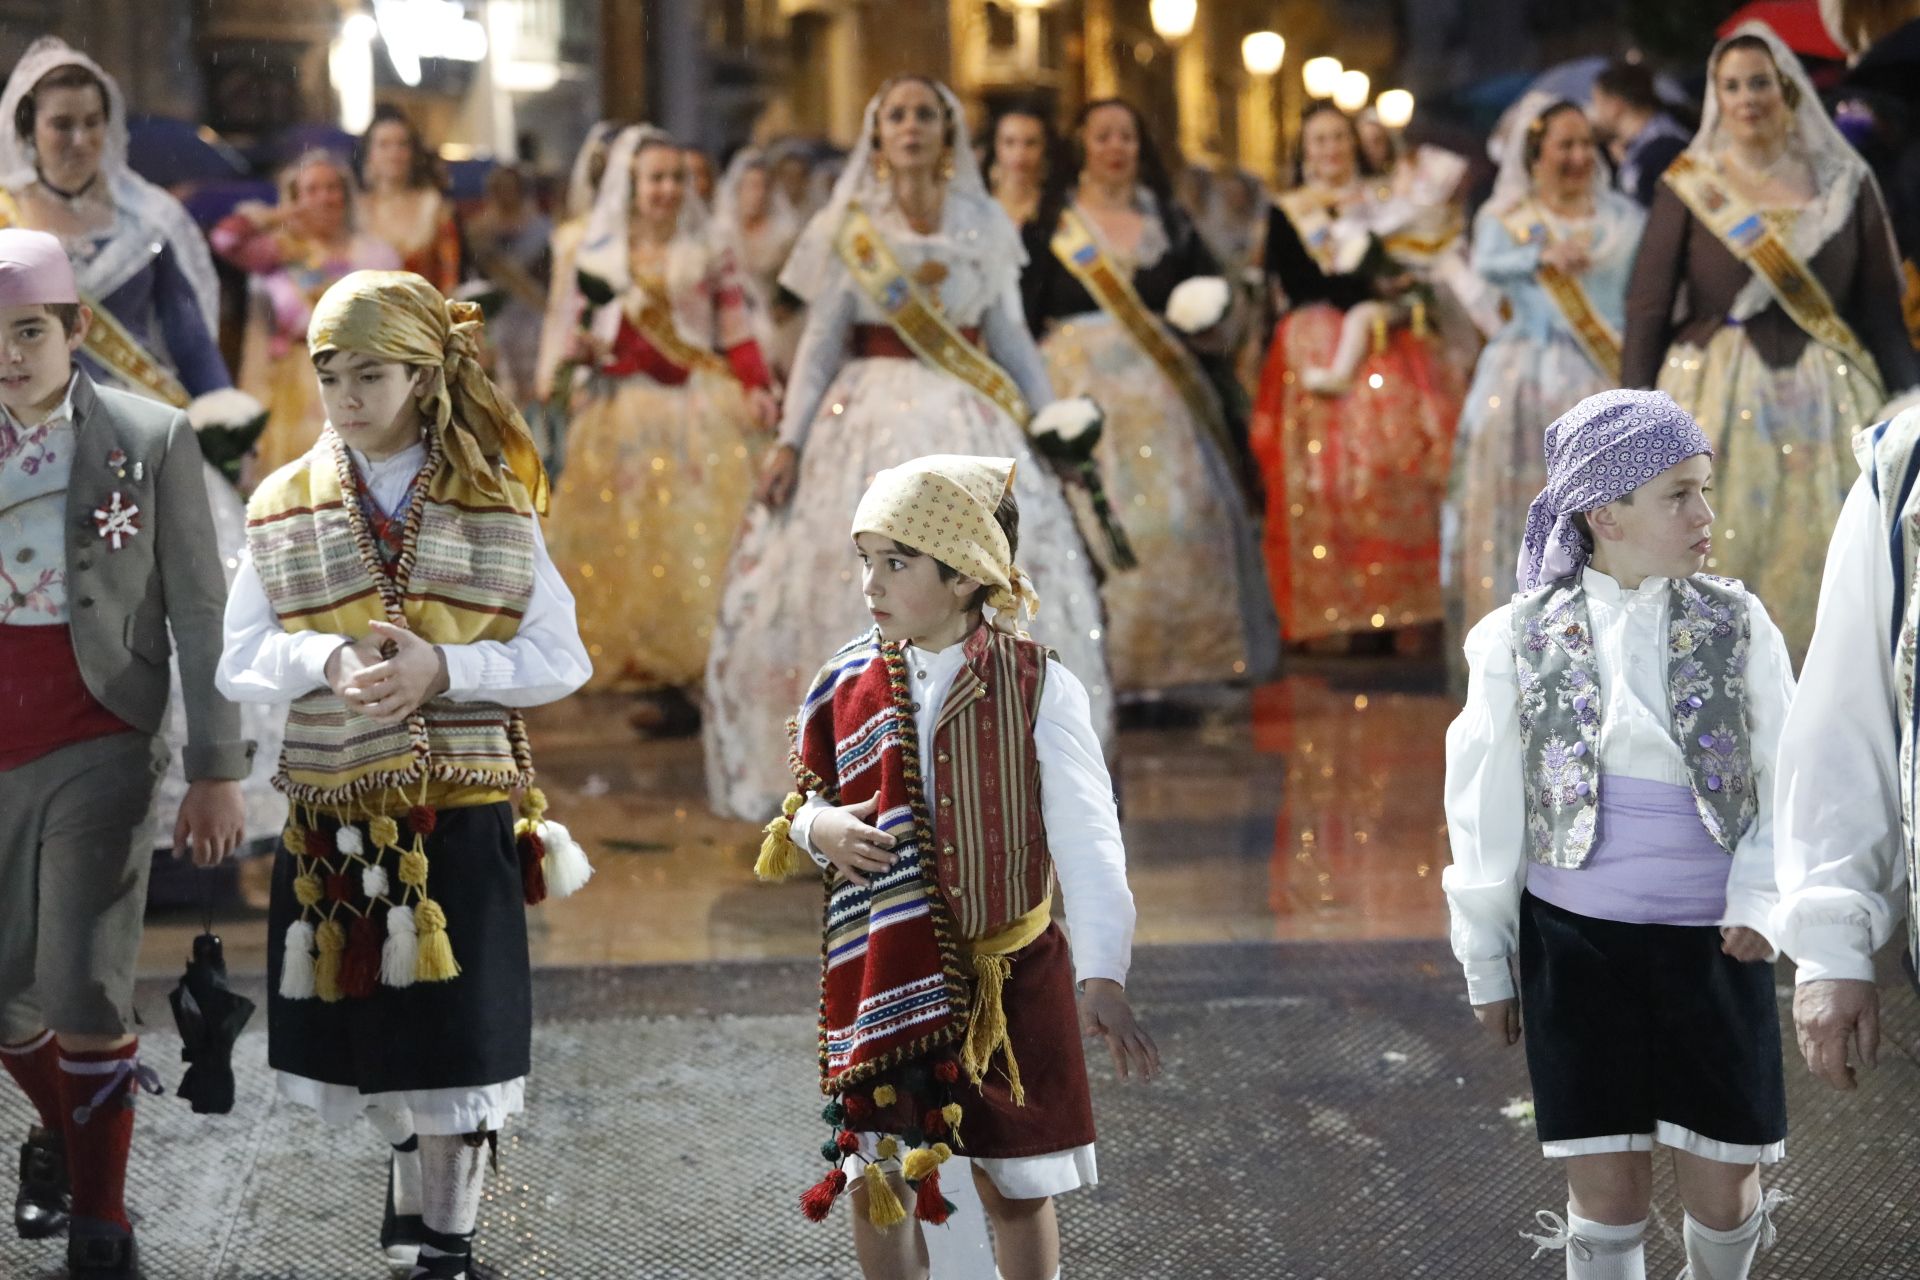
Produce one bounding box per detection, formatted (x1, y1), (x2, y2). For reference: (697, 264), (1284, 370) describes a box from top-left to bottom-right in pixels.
(1446, 192), (1644, 643)
(702, 191), (1113, 821)
(1020, 194), (1278, 691)
(1248, 186), (1466, 641)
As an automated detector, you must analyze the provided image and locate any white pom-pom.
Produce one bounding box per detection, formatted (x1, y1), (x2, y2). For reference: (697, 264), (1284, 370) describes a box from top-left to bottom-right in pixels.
(185, 388), (267, 432)
(1030, 395), (1103, 443)
(1166, 275), (1231, 335)
(361, 862), (389, 900)
(380, 905), (418, 988)
(279, 921), (316, 999)
(335, 826), (365, 857)
(539, 821), (595, 899)
(1331, 228), (1372, 275)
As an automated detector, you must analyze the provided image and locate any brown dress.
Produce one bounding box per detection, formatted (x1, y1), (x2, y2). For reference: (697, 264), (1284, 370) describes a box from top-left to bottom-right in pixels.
(1622, 171), (1918, 659)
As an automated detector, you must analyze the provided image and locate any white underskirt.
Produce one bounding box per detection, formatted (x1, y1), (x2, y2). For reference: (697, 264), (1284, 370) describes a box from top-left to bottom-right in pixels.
(1541, 1120), (1784, 1166)
(854, 1129), (1097, 1199)
(276, 1071), (526, 1137)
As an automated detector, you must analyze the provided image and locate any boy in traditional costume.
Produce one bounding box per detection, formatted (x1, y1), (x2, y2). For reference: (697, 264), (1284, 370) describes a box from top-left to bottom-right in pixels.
(0, 228), (251, 1280)
(1443, 390), (1794, 1279)
(216, 270), (591, 1280)
(755, 454), (1157, 1280)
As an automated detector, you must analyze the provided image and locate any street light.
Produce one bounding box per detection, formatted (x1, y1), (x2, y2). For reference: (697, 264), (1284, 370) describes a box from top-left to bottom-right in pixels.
(1242, 31), (1287, 77)
(1149, 0), (1198, 41)
(1334, 69), (1371, 113)
(1375, 88), (1414, 129)
(1302, 56), (1343, 99)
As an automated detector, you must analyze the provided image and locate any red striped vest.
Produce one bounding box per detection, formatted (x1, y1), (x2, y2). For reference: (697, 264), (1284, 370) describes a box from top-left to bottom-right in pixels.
(926, 626), (1054, 938)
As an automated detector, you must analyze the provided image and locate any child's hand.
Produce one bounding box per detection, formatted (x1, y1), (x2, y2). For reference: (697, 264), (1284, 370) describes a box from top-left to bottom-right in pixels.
(1078, 978), (1160, 1082)
(324, 636), (384, 698)
(811, 794), (896, 887)
(1719, 926), (1772, 963)
(339, 621), (450, 726)
(1473, 998), (1521, 1046)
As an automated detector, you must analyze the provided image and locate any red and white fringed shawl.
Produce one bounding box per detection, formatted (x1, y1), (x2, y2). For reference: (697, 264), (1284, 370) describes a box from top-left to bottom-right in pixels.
(758, 629), (973, 1227)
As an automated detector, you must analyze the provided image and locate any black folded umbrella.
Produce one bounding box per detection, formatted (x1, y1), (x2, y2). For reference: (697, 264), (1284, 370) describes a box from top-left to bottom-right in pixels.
(167, 933), (256, 1115)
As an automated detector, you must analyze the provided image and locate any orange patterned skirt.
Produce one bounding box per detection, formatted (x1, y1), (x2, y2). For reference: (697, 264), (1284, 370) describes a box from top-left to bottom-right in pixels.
(1249, 304), (1463, 641)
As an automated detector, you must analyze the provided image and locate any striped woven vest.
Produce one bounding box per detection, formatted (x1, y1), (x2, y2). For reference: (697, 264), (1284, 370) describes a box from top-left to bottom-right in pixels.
(926, 627), (1055, 939)
(245, 429), (537, 814)
(1510, 574), (1756, 869)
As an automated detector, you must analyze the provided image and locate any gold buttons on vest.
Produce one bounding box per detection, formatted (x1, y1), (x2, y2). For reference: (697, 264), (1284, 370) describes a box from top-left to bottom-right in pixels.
(937, 751), (949, 764)
(938, 796), (951, 809)
(943, 844), (955, 857)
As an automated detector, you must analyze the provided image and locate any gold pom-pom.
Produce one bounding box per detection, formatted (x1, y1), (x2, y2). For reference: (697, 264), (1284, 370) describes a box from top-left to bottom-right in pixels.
(282, 826), (307, 856)
(872, 1084), (897, 1107)
(901, 1145), (948, 1182)
(369, 815), (401, 849)
(313, 919), (346, 1002)
(782, 791), (805, 817)
(520, 786), (549, 822)
(412, 898), (460, 982)
(292, 874), (324, 908)
(398, 848), (430, 890)
(875, 1136), (899, 1161)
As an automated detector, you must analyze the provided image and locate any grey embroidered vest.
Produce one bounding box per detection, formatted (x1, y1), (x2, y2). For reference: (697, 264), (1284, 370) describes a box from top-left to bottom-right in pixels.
(1509, 575), (1757, 870)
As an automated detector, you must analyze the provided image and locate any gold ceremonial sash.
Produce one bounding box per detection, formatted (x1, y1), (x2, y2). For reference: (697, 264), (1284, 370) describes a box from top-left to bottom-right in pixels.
(0, 190), (189, 407)
(1663, 153), (1878, 380)
(1278, 189), (1343, 274)
(1049, 207), (1242, 478)
(1499, 202), (1623, 383)
(835, 204), (1030, 425)
(623, 272), (733, 382)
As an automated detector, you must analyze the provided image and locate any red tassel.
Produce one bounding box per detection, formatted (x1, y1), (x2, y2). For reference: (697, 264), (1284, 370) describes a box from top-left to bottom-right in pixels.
(913, 1169), (949, 1224)
(341, 915), (382, 998)
(518, 830), (548, 905)
(799, 1168), (847, 1222)
(843, 1094), (874, 1123)
(409, 805), (438, 835)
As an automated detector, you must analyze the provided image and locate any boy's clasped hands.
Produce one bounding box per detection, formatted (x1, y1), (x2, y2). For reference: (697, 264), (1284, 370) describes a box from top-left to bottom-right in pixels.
(325, 620), (451, 726)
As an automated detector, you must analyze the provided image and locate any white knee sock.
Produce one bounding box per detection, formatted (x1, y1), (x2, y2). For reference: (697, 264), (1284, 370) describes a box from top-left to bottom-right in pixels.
(416, 1132), (487, 1265)
(1683, 1190), (1787, 1280)
(1522, 1207), (1647, 1280)
(365, 1102), (423, 1218)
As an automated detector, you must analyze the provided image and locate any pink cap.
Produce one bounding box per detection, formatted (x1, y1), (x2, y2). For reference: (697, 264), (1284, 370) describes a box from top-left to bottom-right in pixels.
(0, 229), (78, 307)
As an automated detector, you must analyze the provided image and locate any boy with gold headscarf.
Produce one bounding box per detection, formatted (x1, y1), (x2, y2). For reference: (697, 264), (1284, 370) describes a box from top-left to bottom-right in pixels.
(216, 270), (591, 1280)
(756, 453), (1157, 1280)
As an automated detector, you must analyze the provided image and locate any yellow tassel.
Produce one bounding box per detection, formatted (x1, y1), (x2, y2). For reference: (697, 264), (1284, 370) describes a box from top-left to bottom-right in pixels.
(1370, 309), (1389, 355)
(398, 847), (430, 890)
(369, 815), (400, 849)
(412, 898), (461, 982)
(782, 791), (805, 817)
(521, 785), (549, 822)
(875, 1136), (898, 1161)
(872, 1084), (897, 1107)
(1412, 300), (1429, 339)
(754, 816), (798, 881)
(902, 1144), (949, 1182)
(282, 825), (307, 856)
(313, 919), (346, 1003)
(292, 873), (324, 908)
(941, 1104), (964, 1147)
(862, 1160), (906, 1228)
(961, 954), (1026, 1105)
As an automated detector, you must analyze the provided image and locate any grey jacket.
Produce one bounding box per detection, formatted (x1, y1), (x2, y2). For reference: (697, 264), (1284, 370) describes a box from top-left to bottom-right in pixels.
(63, 371), (253, 780)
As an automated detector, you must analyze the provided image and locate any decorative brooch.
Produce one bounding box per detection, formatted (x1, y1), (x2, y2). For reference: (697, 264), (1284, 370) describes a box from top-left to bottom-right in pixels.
(93, 491), (141, 550)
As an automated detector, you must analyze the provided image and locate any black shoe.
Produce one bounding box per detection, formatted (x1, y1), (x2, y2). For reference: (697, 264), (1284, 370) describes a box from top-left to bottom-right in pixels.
(67, 1217), (141, 1279)
(409, 1224), (473, 1279)
(14, 1125), (69, 1240)
(380, 1151), (424, 1275)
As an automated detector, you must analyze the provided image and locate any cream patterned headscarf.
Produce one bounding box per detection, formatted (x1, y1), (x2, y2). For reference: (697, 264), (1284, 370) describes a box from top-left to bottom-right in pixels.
(309, 269), (550, 513)
(852, 454), (1039, 634)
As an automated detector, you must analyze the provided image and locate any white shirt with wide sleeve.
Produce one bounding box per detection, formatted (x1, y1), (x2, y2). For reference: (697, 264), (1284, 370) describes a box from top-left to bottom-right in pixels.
(216, 441), (591, 707)
(1443, 569), (1796, 1005)
(1772, 479), (1907, 983)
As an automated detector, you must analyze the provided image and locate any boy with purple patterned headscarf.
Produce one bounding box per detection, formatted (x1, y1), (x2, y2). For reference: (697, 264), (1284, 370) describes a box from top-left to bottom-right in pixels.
(1444, 389), (1797, 1279)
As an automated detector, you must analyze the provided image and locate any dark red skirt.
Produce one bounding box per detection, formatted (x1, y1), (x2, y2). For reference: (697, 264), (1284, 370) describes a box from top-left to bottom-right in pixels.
(862, 922), (1096, 1160)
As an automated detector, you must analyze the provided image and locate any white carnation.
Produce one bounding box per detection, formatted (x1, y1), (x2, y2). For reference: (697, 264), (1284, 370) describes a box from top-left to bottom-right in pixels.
(185, 389), (266, 432)
(1031, 395), (1103, 443)
(1165, 275), (1231, 335)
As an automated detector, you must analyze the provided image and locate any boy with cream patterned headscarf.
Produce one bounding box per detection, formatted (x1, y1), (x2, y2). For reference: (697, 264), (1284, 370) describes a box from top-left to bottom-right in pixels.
(756, 453), (1153, 1280)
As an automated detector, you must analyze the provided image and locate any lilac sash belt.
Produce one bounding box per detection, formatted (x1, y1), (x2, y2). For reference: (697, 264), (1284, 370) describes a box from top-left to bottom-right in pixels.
(1526, 776), (1729, 926)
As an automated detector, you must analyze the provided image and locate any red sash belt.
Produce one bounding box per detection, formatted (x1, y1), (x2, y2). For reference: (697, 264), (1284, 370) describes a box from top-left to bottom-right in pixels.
(0, 624), (133, 769)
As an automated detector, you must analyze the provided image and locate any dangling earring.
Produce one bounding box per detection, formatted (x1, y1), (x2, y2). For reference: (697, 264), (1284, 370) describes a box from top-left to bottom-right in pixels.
(938, 150), (955, 181)
(872, 152), (892, 182)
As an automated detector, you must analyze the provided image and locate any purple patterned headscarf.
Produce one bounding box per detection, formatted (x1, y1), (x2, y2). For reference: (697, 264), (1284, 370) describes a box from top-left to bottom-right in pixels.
(1516, 389), (1713, 591)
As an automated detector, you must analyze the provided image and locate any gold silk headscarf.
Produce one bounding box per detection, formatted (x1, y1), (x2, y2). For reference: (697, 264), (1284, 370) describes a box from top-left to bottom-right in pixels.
(308, 270), (551, 514)
(851, 454), (1039, 634)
